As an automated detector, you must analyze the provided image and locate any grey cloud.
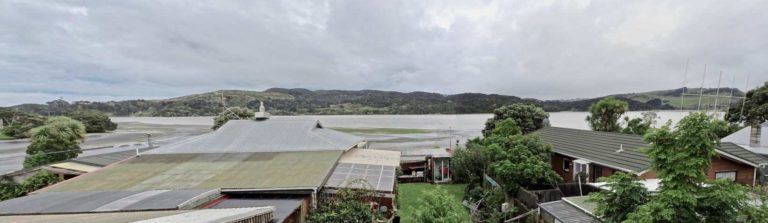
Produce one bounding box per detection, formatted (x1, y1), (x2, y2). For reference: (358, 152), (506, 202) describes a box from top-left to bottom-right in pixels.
(1, 0), (767, 106)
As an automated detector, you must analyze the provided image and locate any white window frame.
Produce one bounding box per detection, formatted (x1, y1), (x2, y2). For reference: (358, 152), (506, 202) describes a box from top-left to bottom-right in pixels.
(715, 171), (737, 182)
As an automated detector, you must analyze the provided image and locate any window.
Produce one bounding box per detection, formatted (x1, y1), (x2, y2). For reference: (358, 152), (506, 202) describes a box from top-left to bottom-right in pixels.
(715, 171), (737, 182)
(563, 158), (571, 172)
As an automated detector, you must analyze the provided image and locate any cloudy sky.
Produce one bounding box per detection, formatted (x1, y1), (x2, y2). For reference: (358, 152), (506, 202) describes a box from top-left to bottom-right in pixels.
(1, 0), (767, 106)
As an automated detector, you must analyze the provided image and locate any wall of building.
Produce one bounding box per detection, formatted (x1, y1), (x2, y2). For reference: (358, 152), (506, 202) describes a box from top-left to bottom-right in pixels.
(708, 156), (755, 185)
(551, 153), (573, 183)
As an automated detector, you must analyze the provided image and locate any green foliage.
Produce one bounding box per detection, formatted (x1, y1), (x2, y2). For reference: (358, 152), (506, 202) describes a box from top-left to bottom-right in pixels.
(621, 111), (658, 135)
(451, 138), (488, 183)
(588, 172), (649, 223)
(483, 103), (549, 136)
(710, 118), (741, 139)
(23, 117), (86, 168)
(308, 187), (379, 223)
(65, 110), (117, 133)
(413, 187), (467, 223)
(0, 110), (46, 138)
(625, 112), (747, 223)
(486, 134), (562, 193)
(466, 186), (514, 223)
(726, 82), (768, 125)
(586, 97), (629, 132)
(0, 171), (61, 201)
(212, 107), (254, 130)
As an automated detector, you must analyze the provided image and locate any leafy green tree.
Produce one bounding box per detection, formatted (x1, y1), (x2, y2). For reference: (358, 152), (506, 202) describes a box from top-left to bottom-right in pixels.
(726, 82), (768, 126)
(308, 186), (379, 223)
(212, 107), (254, 130)
(0, 171), (60, 201)
(588, 172), (649, 223)
(451, 138), (489, 184)
(621, 111), (658, 135)
(23, 117), (86, 168)
(65, 110), (117, 133)
(483, 103), (549, 136)
(486, 134), (562, 193)
(625, 112), (747, 222)
(0, 111), (46, 138)
(413, 187), (467, 223)
(586, 97), (629, 132)
(0, 180), (21, 201)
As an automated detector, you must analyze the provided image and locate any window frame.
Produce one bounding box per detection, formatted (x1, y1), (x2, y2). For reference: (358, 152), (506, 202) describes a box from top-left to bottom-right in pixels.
(563, 158), (571, 172)
(714, 171), (737, 182)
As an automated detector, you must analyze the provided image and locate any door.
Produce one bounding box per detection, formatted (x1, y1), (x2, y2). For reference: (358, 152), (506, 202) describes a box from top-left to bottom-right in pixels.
(592, 165), (603, 182)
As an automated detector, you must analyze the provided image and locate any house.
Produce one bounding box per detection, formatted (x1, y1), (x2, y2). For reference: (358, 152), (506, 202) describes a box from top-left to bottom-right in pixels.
(0, 116), (383, 223)
(399, 148), (453, 183)
(537, 127), (768, 185)
(723, 122), (768, 154)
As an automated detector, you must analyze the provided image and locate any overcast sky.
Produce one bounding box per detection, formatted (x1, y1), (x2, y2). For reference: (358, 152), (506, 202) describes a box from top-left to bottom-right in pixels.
(1, 0), (767, 106)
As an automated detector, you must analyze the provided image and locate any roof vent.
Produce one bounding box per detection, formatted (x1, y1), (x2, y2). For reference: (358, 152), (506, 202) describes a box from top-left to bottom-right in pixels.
(254, 101), (271, 121)
(616, 144), (625, 153)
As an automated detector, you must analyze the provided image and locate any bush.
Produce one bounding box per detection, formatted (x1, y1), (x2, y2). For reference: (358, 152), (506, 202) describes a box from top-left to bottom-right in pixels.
(23, 117), (86, 168)
(212, 107), (254, 130)
(65, 110), (117, 133)
(0, 113), (46, 138)
(308, 186), (380, 223)
(414, 187), (467, 223)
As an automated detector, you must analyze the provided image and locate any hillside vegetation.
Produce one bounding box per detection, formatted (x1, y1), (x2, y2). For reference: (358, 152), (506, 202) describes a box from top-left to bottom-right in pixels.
(2, 87), (741, 116)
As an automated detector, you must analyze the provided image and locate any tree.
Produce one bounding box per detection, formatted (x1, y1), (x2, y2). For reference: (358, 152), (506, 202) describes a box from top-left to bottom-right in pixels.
(451, 138), (489, 184)
(588, 172), (649, 223)
(0, 111), (46, 138)
(308, 184), (380, 223)
(483, 103), (549, 136)
(586, 97), (629, 132)
(23, 117), (86, 168)
(65, 110), (117, 133)
(212, 107), (254, 130)
(726, 82), (768, 126)
(621, 111), (658, 135)
(413, 187), (468, 223)
(625, 112), (748, 222)
(1, 170), (60, 201)
(486, 133), (562, 193)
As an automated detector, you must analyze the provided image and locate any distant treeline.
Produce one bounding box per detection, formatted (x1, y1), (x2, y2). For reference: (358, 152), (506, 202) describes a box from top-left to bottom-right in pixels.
(4, 87), (742, 117)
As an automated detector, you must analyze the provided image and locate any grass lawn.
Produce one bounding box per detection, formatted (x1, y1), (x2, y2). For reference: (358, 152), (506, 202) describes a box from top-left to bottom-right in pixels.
(0, 132), (14, 140)
(331, 127), (432, 134)
(398, 183), (469, 223)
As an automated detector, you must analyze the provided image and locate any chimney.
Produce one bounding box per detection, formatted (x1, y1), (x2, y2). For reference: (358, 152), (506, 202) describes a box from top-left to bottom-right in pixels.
(751, 124), (762, 147)
(254, 101), (271, 121)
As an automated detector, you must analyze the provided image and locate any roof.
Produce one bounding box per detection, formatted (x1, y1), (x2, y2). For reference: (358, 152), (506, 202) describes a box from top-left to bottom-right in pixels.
(41, 151), (343, 192)
(49, 162), (101, 173)
(562, 196), (597, 215)
(339, 148), (401, 167)
(71, 149), (147, 167)
(325, 163), (396, 193)
(0, 208), (273, 223)
(211, 198), (303, 222)
(0, 189), (216, 215)
(590, 178), (662, 193)
(539, 200), (596, 223)
(722, 123), (768, 151)
(146, 120), (363, 154)
(537, 127), (768, 173)
(133, 207), (274, 223)
(400, 148), (451, 158)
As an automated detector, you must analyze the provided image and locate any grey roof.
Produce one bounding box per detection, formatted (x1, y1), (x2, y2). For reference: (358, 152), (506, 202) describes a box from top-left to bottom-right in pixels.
(400, 148), (452, 158)
(71, 149), (150, 167)
(537, 127), (768, 173)
(0, 208), (273, 223)
(133, 207), (274, 223)
(722, 123), (768, 150)
(146, 120), (363, 154)
(0, 189), (215, 215)
(539, 200), (597, 223)
(211, 198), (303, 222)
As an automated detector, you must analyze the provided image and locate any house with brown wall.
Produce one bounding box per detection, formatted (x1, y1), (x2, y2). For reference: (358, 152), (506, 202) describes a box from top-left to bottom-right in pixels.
(536, 127), (768, 186)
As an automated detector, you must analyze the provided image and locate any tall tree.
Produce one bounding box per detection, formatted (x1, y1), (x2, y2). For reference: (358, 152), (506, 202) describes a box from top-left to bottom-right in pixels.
(212, 107), (254, 130)
(483, 103), (549, 136)
(23, 117), (86, 168)
(625, 112), (749, 222)
(726, 82), (768, 126)
(586, 97), (629, 132)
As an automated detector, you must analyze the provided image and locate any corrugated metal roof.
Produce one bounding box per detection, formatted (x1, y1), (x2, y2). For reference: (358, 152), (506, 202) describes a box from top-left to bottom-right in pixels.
(562, 196), (597, 215)
(71, 149), (145, 167)
(42, 151), (343, 192)
(0, 208), (273, 223)
(722, 123), (768, 149)
(400, 148), (451, 158)
(539, 200), (596, 223)
(339, 149), (401, 167)
(0, 189), (214, 215)
(537, 127), (768, 173)
(134, 207), (274, 223)
(146, 120), (363, 154)
(325, 163), (396, 193)
(211, 198), (303, 223)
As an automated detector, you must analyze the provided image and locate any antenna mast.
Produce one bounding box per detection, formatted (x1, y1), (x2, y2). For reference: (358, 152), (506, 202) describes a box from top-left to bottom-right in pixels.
(680, 59), (689, 111)
(697, 64), (707, 111)
(713, 72), (722, 112)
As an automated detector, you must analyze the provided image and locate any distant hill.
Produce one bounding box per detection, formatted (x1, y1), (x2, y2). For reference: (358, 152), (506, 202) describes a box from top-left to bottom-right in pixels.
(2, 87), (742, 116)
